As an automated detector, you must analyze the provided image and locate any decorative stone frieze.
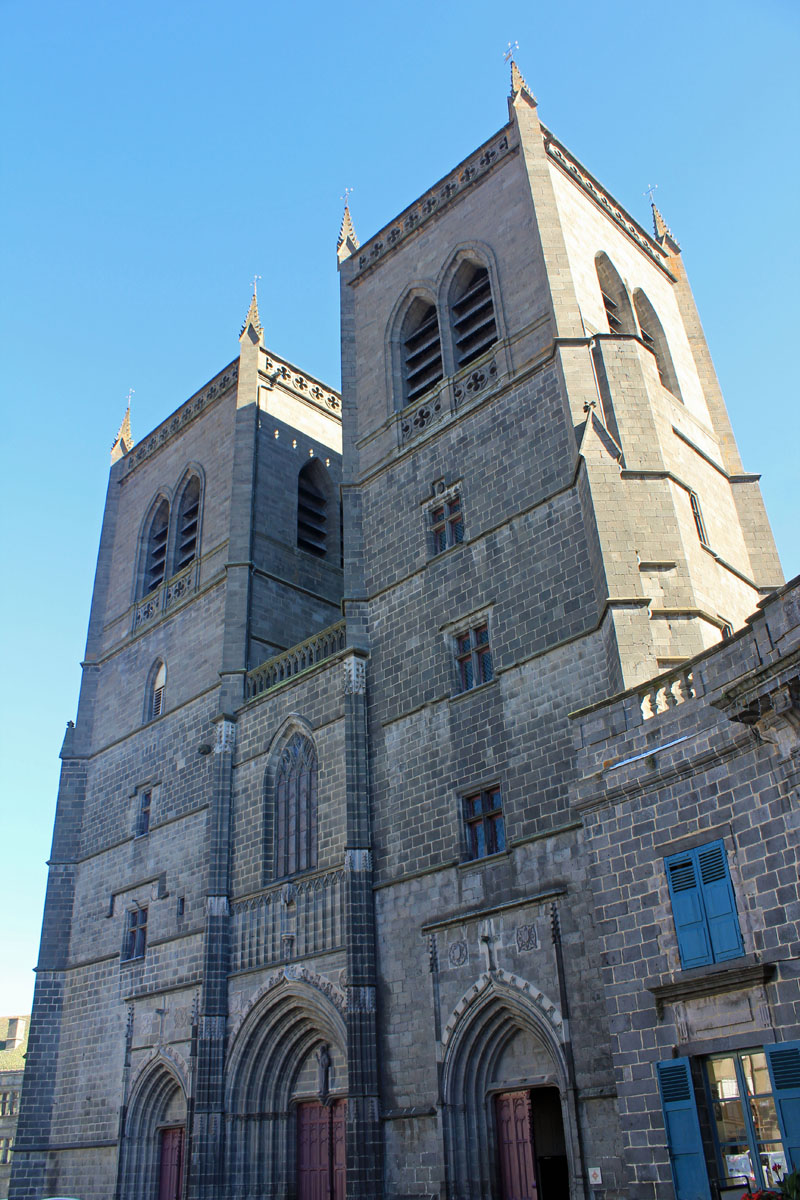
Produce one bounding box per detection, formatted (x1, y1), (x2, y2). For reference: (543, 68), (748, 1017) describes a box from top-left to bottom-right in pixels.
(343, 655), (366, 695)
(124, 364), (239, 475)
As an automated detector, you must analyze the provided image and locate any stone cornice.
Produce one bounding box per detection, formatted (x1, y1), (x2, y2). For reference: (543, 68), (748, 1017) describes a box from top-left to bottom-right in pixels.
(120, 362), (239, 477)
(541, 126), (676, 280)
(259, 348), (341, 418)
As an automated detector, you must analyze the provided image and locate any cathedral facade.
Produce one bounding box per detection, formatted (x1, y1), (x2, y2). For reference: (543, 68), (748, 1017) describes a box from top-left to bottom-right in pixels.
(11, 66), (800, 1200)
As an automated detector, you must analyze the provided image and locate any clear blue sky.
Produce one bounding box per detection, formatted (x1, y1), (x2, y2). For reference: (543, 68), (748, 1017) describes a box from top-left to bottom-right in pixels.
(1, 0), (798, 1013)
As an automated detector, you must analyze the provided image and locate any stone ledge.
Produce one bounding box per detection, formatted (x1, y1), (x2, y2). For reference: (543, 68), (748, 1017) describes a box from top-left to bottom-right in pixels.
(646, 958), (775, 1016)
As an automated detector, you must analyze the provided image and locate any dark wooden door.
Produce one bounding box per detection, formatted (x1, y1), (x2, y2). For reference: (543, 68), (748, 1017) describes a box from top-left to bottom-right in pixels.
(158, 1126), (184, 1200)
(495, 1091), (537, 1200)
(298, 1100), (347, 1200)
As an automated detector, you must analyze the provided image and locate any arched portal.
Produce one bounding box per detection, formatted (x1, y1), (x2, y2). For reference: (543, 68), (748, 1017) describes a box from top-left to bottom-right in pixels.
(441, 974), (576, 1200)
(121, 1059), (187, 1200)
(225, 975), (347, 1200)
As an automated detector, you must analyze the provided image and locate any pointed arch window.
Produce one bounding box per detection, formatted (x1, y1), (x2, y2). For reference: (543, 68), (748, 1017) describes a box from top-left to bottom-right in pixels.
(297, 462), (328, 557)
(450, 261), (497, 369)
(174, 477), (201, 573)
(633, 290), (683, 401)
(402, 298), (443, 406)
(595, 253), (636, 336)
(144, 500), (169, 595)
(274, 733), (318, 878)
(147, 661), (166, 722)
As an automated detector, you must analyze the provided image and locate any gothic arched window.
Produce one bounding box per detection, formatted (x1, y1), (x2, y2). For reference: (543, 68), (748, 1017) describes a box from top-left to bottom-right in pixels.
(595, 253), (636, 336)
(274, 733), (318, 878)
(401, 298), (443, 406)
(297, 461), (329, 558)
(143, 499), (169, 595)
(633, 289), (683, 401)
(173, 476), (201, 573)
(449, 261), (497, 369)
(146, 660), (166, 722)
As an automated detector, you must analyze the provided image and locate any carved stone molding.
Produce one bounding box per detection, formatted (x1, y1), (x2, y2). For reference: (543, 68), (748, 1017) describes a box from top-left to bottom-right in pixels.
(344, 849), (372, 873)
(206, 895), (229, 918)
(647, 960), (776, 1019)
(262, 352), (341, 414)
(715, 673), (800, 761)
(343, 656), (366, 695)
(124, 365), (238, 475)
(215, 719), (236, 754)
(346, 985), (376, 1013)
(453, 359), (498, 407)
(400, 392), (445, 443)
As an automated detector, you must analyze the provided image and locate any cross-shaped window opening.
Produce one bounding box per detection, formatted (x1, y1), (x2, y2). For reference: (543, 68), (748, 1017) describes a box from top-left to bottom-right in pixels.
(431, 495), (464, 555)
(463, 788), (505, 860)
(455, 623), (493, 692)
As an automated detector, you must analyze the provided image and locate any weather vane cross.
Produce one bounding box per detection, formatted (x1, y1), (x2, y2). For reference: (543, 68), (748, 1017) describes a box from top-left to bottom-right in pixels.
(504, 40), (519, 62)
(341, 187), (354, 207)
(644, 183), (659, 204)
(125, 388), (135, 407)
(251, 274), (262, 296)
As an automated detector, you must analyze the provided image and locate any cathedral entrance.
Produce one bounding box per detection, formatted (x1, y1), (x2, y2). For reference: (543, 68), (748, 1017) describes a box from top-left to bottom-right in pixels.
(495, 1089), (569, 1200)
(157, 1126), (185, 1200)
(296, 1099), (346, 1200)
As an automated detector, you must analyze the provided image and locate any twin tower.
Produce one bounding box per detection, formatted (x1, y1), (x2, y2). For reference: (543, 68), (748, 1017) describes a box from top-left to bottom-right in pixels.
(11, 65), (782, 1200)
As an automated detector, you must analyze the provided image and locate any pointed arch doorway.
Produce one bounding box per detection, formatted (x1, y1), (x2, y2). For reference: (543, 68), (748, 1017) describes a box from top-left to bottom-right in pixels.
(494, 1087), (569, 1200)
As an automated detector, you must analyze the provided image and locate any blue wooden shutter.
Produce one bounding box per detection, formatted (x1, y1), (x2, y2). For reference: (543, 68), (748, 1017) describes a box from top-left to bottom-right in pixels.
(696, 843), (744, 962)
(764, 1042), (800, 1171)
(657, 1059), (712, 1200)
(666, 852), (713, 968)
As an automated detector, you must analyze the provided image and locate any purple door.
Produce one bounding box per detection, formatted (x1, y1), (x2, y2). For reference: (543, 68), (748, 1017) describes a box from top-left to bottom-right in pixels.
(495, 1092), (537, 1200)
(298, 1100), (347, 1200)
(158, 1127), (184, 1200)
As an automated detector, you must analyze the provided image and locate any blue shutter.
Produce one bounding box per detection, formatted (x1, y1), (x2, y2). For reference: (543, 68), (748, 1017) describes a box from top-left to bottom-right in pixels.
(666, 853), (712, 968)
(657, 1059), (712, 1200)
(764, 1042), (800, 1171)
(696, 844), (744, 962)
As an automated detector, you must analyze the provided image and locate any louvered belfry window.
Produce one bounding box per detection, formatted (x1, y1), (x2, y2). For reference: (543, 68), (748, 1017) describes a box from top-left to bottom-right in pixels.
(297, 463), (327, 557)
(150, 662), (166, 720)
(145, 500), (169, 594)
(451, 263), (497, 369)
(174, 478), (200, 572)
(402, 300), (443, 405)
(274, 733), (318, 878)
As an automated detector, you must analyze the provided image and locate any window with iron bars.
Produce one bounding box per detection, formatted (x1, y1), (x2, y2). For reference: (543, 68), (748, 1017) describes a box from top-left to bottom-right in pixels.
(455, 623), (493, 692)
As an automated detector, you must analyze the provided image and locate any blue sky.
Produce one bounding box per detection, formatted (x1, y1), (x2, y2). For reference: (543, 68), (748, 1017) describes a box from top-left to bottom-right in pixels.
(1, 0), (798, 1012)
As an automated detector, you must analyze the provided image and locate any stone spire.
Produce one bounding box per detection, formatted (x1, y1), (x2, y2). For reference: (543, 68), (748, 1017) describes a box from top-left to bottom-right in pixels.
(509, 59), (536, 108)
(110, 403), (134, 464)
(337, 201), (360, 265)
(240, 278), (263, 341)
(652, 202), (680, 252)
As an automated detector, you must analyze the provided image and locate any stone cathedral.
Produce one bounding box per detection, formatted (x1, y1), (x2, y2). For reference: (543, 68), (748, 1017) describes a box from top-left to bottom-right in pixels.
(12, 64), (800, 1200)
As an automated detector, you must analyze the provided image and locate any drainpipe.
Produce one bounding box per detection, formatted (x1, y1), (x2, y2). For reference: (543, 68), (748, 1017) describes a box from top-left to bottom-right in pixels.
(551, 902), (590, 1200)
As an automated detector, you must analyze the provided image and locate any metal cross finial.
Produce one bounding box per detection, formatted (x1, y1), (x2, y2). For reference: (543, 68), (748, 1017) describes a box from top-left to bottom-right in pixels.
(125, 388), (135, 408)
(340, 186), (354, 207)
(251, 274), (262, 296)
(504, 40), (519, 62)
(644, 183), (659, 204)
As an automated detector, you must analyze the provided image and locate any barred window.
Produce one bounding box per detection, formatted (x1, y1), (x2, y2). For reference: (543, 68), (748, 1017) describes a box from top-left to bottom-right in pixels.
(122, 907), (148, 961)
(431, 494), (464, 555)
(274, 733), (318, 878)
(463, 787), (505, 860)
(455, 624), (493, 692)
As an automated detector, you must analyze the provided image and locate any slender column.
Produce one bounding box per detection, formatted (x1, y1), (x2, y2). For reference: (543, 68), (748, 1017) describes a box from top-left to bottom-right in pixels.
(341, 653), (382, 1198)
(189, 716), (235, 1200)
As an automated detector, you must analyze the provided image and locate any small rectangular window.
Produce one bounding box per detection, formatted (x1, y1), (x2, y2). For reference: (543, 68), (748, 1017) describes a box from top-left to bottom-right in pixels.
(122, 907), (148, 962)
(135, 790), (152, 838)
(463, 788), (505, 860)
(455, 623), (493, 693)
(665, 840), (743, 969)
(431, 494), (465, 555)
(0, 1138), (13, 1165)
(690, 491), (710, 547)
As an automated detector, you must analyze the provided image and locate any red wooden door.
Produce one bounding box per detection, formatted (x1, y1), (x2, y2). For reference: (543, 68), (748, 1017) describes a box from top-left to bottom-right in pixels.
(158, 1126), (184, 1200)
(298, 1100), (347, 1200)
(495, 1092), (537, 1200)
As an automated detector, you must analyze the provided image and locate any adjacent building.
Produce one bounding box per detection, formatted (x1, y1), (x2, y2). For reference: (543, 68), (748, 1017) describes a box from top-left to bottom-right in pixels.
(0, 1018), (28, 1199)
